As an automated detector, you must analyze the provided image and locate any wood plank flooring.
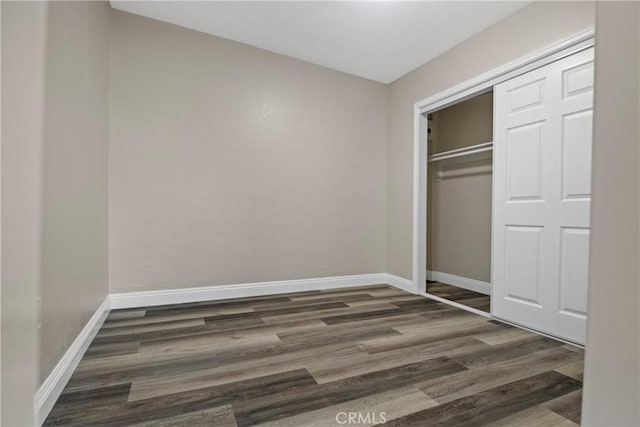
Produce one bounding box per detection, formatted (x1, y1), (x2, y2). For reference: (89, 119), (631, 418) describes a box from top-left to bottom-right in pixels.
(44, 284), (583, 426)
(427, 281), (491, 313)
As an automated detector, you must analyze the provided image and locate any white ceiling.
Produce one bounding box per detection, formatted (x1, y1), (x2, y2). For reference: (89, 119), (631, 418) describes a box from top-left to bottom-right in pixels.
(110, 1), (530, 84)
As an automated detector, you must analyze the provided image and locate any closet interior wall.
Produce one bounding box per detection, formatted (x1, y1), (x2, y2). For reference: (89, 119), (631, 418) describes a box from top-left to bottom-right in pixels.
(427, 92), (494, 286)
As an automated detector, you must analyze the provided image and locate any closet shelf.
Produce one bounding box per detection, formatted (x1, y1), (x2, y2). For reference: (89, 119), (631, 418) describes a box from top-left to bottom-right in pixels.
(428, 141), (493, 163)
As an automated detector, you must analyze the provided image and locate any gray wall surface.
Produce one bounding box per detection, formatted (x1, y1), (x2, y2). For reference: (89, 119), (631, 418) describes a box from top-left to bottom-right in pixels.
(2, 2), (48, 424)
(1, 3), (110, 424)
(109, 11), (388, 293)
(39, 0), (110, 384)
(582, 2), (640, 425)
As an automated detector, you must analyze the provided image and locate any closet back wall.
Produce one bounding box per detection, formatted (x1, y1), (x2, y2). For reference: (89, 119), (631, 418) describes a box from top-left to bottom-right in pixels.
(428, 93), (493, 283)
(109, 11), (388, 292)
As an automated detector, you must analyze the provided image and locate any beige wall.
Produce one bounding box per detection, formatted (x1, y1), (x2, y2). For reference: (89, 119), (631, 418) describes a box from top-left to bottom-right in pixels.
(387, 1), (595, 280)
(582, 2), (640, 425)
(39, 0), (110, 383)
(427, 93), (493, 282)
(109, 11), (388, 293)
(1, 2), (48, 424)
(1, 1), (110, 422)
(431, 92), (493, 153)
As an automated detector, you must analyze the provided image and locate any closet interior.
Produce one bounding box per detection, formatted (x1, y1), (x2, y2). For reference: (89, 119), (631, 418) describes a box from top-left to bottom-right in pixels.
(426, 91), (493, 314)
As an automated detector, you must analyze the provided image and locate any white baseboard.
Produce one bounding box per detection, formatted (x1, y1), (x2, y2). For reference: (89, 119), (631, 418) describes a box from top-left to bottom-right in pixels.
(34, 272), (417, 423)
(384, 273), (419, 294)
(426, 270), (491, 295)
(34, 296), (110, 426)
(110, 273), (393, 309)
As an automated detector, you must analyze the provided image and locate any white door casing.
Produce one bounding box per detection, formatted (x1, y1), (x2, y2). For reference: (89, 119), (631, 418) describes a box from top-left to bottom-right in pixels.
(492, 47), (594, 344)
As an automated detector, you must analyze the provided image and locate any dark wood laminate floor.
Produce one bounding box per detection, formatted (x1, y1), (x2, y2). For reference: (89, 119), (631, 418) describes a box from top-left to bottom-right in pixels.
(427, 281), (491, 313)
(45, 284), (583, 426)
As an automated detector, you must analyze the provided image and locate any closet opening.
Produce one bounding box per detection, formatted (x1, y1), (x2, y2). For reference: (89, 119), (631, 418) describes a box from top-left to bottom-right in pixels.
(425, 90), (493, 314)
(414, 32), (593, 342)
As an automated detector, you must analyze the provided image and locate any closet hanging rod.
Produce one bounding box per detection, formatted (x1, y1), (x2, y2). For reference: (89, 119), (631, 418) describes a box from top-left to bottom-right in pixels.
(428, 141), (493, 163)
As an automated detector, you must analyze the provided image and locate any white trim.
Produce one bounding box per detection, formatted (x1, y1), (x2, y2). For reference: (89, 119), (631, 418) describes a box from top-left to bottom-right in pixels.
(420, 292), (491, 318)
(415, 30), (595, 114)
(384, 273), (419, 295)
(110, 274), (391, 309)
(412, 30), (595, 293)
(413, 106), (428, 295)
(34, 296), (111, 426)
(427, 271), (491, 295)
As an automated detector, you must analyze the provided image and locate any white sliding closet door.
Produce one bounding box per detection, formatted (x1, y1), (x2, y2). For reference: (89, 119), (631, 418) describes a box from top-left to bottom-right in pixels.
(492, 47), (594, 344)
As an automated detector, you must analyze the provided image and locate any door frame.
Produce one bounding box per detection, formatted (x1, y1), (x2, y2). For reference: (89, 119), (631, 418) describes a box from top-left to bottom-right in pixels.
(412, 30), (595, 315)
